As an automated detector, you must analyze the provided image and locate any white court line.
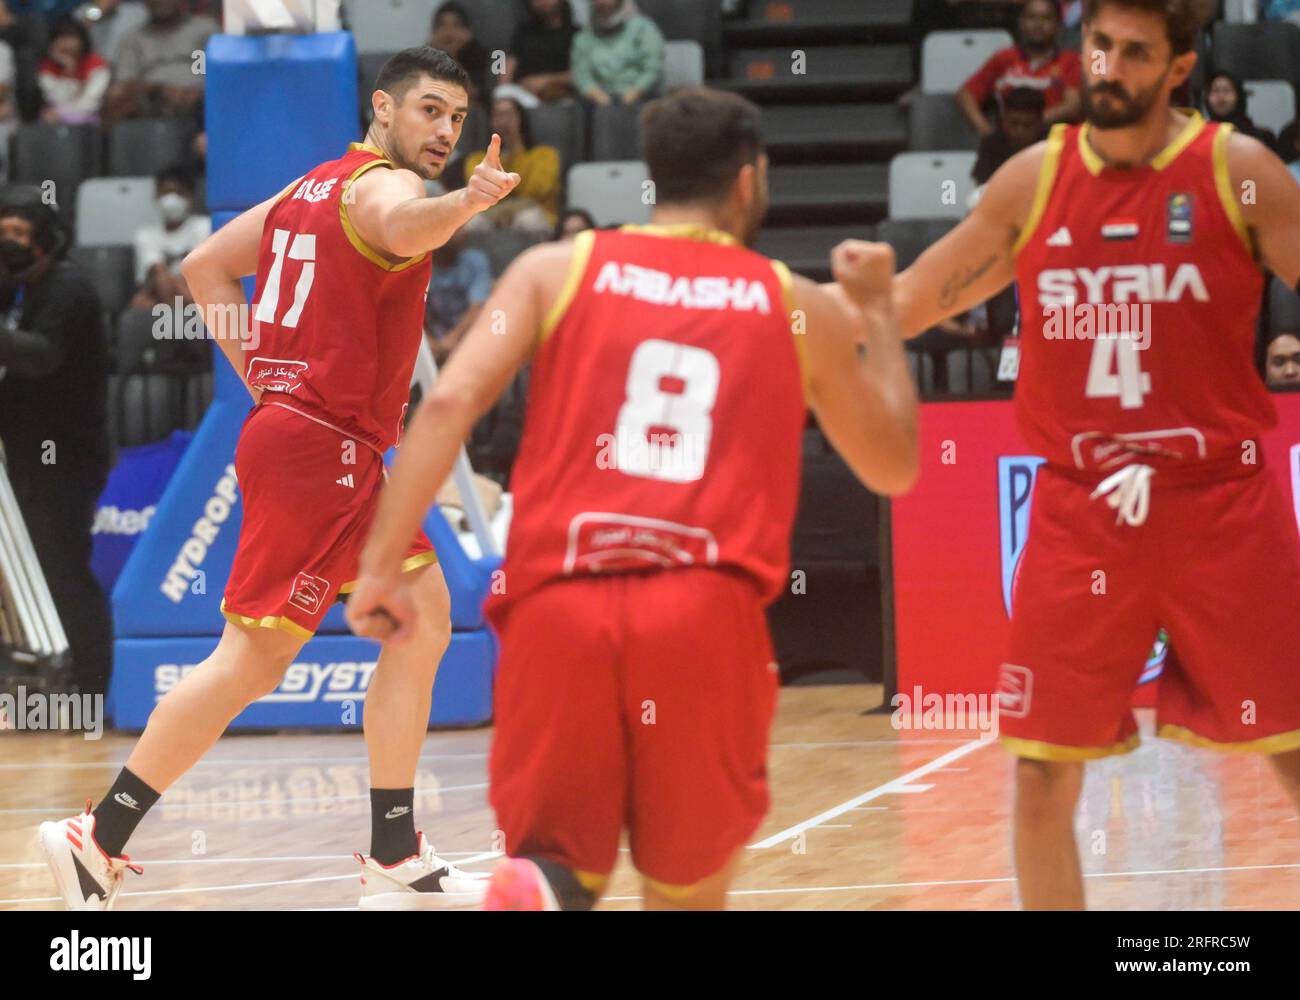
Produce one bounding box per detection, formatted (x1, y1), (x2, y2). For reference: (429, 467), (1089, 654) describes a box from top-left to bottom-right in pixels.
(750, 738), (996, 849)
(0, 850), (495, 870)
(599, 861), (1300, 902)
(0, 782), (489, 816)
(0, 753), (489, 771)
(0, 851), (503, 906)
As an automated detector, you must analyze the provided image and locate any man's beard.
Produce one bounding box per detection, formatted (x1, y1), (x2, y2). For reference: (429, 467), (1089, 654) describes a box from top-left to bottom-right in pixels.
(1082, 75), (1166, 130)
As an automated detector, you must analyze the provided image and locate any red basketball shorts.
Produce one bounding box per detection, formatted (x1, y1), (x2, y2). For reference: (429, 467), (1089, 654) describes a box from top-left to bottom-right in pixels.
(486, 568), (780, 889)
(221, 402), (437, 640)
(998, 462), (1300, 759)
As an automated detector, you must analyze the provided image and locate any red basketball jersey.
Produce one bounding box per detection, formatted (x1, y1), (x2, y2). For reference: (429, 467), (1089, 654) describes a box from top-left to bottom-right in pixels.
(247, 142), (433, 455)
(1013, 114), (1274, 480)
(493, 224), (807, 611)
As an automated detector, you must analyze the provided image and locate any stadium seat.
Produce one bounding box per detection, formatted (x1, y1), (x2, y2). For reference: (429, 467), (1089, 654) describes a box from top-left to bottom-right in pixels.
(589, 103), (642, 161)
(907, 93), (980, 152)
(69, 245), (136, 317)
(873, 217), (958, 269)
(663, 39), (704, 90)
(1223, 0), (1259, 21)
(9, 124), (102, 214)
(888, 151), (978, 219)
(566, 161), (651, 226)
(183, 372), (215, 430)
(921, 30), (1013, 94)
(639, 0), (722, 49)
(107, 118), (197, 178)
(465, 228), (548, 277)
(1211, 22), (1300, 93)
(468, 0), (523, 58)
(1269, 276), (1300, 333)
(527, 98), (586, 174)
(346, 0), (434, 55)
(752, 224), (869, 282)
(76, 177), (159, 247)
(110, 373), (185, 447)
(1244, 80), (1296, 139)
(945, 346), (999, 394)
(114, 307), (209, 376)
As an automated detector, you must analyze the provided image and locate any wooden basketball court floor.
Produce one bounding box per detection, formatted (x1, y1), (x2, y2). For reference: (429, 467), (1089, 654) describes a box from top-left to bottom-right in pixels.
(2, 685), (1297, 910)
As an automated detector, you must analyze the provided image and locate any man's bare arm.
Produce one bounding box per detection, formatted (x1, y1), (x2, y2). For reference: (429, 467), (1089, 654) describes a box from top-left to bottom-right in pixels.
(357, 241), (568, 577)
(1230, 130), (1300, 288)
(347, 134), (521, 261)
(795, 246), (920, 496)
(180, 180), (297, 401)
(891, 141), (1041, 337)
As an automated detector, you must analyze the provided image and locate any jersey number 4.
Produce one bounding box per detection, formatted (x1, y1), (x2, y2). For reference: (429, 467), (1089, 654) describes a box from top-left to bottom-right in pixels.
(615, 339), (720, 483)
(254, 228), (316, 328)
(1085, 336), (1150, 410)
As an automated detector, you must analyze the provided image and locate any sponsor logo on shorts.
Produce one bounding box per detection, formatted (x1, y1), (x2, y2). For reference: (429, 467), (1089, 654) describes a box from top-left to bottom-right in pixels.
(288, 572), (330, 615)
(155, 660), (379, 703)
(564, 512), (718, 575)
(997, 456), (1045, 618)
(996, 664), (1033, 719)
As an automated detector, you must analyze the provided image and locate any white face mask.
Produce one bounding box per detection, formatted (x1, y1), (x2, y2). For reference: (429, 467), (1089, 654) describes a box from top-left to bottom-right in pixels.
(158, 192), (190, 224)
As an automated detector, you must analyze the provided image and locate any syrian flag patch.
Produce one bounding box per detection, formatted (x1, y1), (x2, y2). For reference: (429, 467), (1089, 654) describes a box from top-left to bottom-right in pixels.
(1101, 218), (1139, 241)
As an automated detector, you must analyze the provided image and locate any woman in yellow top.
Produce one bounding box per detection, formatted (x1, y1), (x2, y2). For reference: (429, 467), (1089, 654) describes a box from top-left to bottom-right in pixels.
(463, 97), (562, 234)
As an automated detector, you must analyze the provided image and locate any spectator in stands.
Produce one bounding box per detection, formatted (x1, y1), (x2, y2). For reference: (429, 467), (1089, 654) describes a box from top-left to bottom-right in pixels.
(38, 17), (110, 124)
(430, 1), (491, 101)
(130, 164), (209, 310)
(972, 86), (1046, 187)
(462, 97), (560, 233)
(425, 228), (492, 364)
(957, 0), (1080, 138)
(0, 198), (112, 696)
(103, 0), (218, 123)
(75, 0), (148, 64)
(554, 207), (595, 240)
(1266, 330), (1300, 387)
(572, 0), (664, 108)
(1204, 73), (1276, 148)
(503, 0), (578, 102)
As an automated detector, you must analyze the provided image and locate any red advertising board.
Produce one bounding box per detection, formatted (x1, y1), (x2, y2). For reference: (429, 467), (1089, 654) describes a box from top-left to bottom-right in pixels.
(890, 393), (1300, 700)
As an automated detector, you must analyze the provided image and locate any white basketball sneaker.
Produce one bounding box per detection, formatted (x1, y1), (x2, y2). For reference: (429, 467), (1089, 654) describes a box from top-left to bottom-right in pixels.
(355, 832), (489, 909)
(39, 803), (142, 911)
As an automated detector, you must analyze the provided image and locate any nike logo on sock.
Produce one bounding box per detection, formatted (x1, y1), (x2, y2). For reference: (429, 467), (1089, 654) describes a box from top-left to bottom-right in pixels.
(384, 806), (411, 820)
(114, 792), (141, 811)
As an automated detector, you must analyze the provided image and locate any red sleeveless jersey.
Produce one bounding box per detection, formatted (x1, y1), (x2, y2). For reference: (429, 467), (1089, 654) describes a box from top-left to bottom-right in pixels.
(247, 141), (433, 454)
(1013, 114), (1274, 480)
(495, 224), (807, 609)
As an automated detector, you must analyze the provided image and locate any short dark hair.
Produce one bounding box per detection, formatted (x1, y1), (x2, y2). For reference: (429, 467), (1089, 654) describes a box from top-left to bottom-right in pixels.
(375, 46), (471, 103)
(1022, 0), (1061, 22)
(1003, 87), (1047, 116)
(493, 95), (534, 149)
(155, 163), (195, 192)
(1082, 0), (1212, 56)
(433, 1), (471, 28)
(48, 15), (93, 56)
(640, 88), (764, 205)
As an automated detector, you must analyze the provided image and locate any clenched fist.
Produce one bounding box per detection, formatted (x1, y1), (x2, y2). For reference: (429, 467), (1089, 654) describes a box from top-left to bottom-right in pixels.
(831, 240), (896, 312)
(465, 133), (522, 213)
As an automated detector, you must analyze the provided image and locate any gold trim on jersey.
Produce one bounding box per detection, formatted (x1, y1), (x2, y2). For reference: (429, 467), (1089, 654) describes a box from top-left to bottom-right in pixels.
(618, 223), (740, 246)
(348, 140), (387, 157)
(768, 258), (811, 400)
(539, 228), (596, 344)
(1211, 123), (1255, 257)
(338, 151), (429, 273)
(1000, 731), (1141, 761)
(1012, 124), (1067, 256)
(1158, 723), (1300, 755)
(1077, 110), (1206, 177)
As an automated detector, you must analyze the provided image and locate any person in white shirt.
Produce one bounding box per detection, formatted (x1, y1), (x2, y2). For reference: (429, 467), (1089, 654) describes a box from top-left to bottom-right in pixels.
(75, 0), (149, 65)
(39, 18), (112, 124)
(130, 164), (210, 310)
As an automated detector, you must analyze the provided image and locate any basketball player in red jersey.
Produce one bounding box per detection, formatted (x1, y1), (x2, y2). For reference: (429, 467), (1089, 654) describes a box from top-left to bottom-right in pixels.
(346, 88), (919, 910)
(38, 47), (522, 910)
(884, 0), (1300, 908)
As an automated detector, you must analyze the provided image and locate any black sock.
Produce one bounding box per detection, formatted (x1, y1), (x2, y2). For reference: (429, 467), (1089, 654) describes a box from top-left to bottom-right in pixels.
(526, 856), (597, 911)
(91, 768), (161, 857)
(369, 788), (418, 865)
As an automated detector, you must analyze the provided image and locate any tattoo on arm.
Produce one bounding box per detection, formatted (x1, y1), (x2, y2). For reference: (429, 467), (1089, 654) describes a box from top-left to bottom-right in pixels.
(938, 254), (1000, 310)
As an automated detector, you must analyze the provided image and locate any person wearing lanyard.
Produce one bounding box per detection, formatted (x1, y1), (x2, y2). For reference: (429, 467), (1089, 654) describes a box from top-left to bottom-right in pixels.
(0, 199), (111, 696)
